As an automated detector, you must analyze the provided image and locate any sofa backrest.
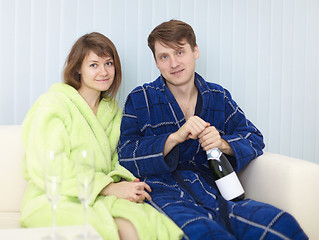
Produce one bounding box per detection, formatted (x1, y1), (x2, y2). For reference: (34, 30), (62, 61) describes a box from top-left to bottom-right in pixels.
(0, 125), (27, 212)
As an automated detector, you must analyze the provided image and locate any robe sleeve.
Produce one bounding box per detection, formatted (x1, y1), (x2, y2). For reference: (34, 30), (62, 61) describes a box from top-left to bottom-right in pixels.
(101, 102), (136, 183)
(118, 91), (177, 178)
(220, 88), (265, 172)
(105, 136), (136, 183)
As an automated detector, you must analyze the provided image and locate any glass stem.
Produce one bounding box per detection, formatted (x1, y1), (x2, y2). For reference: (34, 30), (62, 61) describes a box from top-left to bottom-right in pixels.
(83, 202), (89, 238)
(51, 202), (57, 237)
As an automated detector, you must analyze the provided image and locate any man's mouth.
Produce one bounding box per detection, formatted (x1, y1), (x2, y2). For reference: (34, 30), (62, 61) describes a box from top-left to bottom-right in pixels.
(171, 69), (184, 75)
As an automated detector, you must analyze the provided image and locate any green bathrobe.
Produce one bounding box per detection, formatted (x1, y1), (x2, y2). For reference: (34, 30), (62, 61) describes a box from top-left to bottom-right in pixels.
(20, 83), (183, 240)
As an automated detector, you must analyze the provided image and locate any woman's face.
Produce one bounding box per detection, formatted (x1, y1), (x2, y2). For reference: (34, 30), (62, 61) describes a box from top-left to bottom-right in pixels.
(78, 50), (115, 97)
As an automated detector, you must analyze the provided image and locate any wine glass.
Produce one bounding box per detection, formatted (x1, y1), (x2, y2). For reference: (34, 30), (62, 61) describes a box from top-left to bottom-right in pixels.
(75, 149), (99, 240)
(42, 151), (66, 240)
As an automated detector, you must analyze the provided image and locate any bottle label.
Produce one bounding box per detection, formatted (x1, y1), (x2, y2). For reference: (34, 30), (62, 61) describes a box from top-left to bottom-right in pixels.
(215, 172), (244, 201)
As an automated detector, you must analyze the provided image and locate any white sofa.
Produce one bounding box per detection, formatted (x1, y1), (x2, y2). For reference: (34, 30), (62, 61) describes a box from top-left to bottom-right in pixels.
(0, 125), (319, 239)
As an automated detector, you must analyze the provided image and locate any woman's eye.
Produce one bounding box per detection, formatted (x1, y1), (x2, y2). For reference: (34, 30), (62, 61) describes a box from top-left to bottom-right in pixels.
(90, 63), (97, 68)
(106, 62), (113, 66)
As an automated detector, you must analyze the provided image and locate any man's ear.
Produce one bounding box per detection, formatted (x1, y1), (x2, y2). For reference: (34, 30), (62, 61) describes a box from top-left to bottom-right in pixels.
(155, 57), (160, 69)
(194, 45), (200, 59)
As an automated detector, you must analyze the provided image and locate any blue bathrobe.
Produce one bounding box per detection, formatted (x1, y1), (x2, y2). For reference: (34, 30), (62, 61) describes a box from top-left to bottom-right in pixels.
(118, 73), (307, 240)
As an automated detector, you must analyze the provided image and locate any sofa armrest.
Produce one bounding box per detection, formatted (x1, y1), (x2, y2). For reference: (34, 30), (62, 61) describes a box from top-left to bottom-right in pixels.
(238, 152), (319, 240)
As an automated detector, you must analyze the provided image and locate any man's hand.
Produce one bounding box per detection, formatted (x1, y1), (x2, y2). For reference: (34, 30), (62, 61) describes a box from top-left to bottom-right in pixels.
(198, 126), (223, 151)
(164, 116), (234, 156)
(100, 178), (152, 203)
(198, 126), (234, 156)
(176, 116), (210, 141)
(164, 116), (210, 156)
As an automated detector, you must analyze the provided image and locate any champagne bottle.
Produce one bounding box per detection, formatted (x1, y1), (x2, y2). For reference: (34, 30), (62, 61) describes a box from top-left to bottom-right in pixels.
(207, 148), (245, 201)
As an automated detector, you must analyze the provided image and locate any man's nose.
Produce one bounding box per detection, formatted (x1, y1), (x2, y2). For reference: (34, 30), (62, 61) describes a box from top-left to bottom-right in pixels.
(170, 56), (179, 68)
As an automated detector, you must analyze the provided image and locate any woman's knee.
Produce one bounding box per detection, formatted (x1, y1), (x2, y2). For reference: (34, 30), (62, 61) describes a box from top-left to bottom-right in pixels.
(114, 217), (139, 240)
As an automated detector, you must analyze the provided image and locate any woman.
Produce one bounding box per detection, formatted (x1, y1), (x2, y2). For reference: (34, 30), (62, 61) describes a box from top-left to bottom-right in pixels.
(21, 32), (183, 240)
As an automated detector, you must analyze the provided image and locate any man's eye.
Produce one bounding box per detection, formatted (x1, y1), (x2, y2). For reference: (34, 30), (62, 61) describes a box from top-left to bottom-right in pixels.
(161, 55), (167, 60)
(177, 51), (183, 55)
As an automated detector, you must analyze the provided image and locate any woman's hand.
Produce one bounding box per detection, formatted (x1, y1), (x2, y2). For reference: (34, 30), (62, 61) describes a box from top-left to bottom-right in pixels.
(100, 178), (152, 203)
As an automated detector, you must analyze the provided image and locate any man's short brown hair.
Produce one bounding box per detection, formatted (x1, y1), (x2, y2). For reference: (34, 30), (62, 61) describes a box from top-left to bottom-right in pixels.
(148, 19), (197, 59)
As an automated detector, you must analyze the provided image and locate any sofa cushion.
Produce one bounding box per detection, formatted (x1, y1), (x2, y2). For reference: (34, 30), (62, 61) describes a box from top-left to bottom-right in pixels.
(0, 212), (21, 229)
(0, 125), (26, 212)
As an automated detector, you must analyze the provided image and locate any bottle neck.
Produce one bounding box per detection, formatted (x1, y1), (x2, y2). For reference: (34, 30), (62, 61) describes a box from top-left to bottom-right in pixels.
(207, 148), (222, 160)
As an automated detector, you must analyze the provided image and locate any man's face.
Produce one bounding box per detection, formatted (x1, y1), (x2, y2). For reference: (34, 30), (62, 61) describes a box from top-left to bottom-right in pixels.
(154, 40), (199, 88)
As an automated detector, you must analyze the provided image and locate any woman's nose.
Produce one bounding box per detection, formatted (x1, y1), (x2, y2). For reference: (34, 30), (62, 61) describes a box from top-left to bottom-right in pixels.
(100, 66), (108, 76)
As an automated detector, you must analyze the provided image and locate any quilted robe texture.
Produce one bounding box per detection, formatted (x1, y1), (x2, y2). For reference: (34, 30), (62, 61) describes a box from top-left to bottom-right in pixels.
(118, 73), (307, 240)
(21, 83), (183, 240)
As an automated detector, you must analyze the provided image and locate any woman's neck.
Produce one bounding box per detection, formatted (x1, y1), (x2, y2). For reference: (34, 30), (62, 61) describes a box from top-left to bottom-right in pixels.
(78, 88), (100, 115)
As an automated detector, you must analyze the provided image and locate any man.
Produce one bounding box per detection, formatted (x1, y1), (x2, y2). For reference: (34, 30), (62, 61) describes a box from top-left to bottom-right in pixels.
(118, 20), (307, 240)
